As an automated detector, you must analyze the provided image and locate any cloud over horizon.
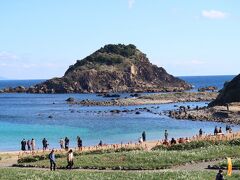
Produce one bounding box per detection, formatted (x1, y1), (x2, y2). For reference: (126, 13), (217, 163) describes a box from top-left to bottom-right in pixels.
(202, 10), (228, 19)
(128, 0), (135, 9)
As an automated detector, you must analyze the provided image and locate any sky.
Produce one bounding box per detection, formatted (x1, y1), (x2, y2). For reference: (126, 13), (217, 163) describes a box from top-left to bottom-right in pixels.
(0, 0), (239, 79)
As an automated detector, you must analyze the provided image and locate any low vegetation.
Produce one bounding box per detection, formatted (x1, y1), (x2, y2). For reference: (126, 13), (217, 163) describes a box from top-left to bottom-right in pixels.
(17, 140), (240, 170)
(1, 168), (239, 180)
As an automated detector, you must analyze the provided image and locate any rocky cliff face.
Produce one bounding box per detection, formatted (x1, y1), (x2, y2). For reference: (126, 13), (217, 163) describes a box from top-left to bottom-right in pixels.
(1, 44), (192, 93)
(209, 74), (240, 106)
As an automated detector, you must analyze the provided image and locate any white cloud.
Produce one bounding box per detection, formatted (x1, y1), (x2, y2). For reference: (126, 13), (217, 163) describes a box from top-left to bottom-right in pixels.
(0, 51), (19, 61)
(128, 0), (135, 9)
(202, 10), (228, 19)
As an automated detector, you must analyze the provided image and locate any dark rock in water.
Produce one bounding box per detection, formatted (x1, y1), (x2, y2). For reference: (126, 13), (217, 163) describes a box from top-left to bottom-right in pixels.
(198, 86), (217, 92)
(103, 94), (120, 98)
(110, 110), (121, 113)
(209, 74), (240, 106)
(66, 97), (75, 102)
(135, 111), (141, 114)
(48, 115), (53, 119)
(2, 44), (190, 94)
(130, 93), (141, 97)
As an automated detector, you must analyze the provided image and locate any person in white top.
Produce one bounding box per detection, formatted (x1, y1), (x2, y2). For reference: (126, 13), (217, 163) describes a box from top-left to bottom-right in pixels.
(31, 138), (35, 151)
(66, 149), (74, 169)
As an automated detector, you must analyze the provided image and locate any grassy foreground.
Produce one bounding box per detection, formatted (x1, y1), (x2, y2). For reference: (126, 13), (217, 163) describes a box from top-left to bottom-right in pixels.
(18, 144), (240, 170)
(0, 168), (239, 180)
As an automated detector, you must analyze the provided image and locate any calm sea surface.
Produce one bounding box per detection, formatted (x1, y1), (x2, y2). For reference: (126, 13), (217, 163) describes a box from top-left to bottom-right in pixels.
(0, 75), (238, 151)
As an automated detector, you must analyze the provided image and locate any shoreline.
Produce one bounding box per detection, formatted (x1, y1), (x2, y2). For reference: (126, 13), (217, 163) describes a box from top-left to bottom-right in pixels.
(1, 131), (240, 160)
(169, 103), (240, 124)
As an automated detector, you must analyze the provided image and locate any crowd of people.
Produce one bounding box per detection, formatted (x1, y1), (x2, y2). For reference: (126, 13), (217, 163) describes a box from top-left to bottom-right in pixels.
(20, 136), (106, 153)
(19, 126), (234, 175)
(21, 124), (234, 153)
(20, 138), (35, 151)
(20, 136), (83, 152)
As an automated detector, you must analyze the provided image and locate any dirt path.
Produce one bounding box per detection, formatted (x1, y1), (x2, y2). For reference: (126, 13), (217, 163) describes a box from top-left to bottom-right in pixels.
(0, 156), (18, 168)
(0, 158), (229, 173)
(172, 160), (222, 171)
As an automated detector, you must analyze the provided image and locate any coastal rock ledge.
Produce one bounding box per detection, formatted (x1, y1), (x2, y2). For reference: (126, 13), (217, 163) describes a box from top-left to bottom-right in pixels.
(209, 74), (240, 106)
(1, 44), (191, 93)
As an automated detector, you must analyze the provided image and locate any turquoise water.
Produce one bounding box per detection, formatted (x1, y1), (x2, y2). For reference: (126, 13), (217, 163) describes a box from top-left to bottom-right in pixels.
(0, 75), (238, 151)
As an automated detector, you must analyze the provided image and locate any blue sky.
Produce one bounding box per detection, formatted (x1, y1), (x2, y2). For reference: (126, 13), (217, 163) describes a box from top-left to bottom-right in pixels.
(0, 0), (239, 79)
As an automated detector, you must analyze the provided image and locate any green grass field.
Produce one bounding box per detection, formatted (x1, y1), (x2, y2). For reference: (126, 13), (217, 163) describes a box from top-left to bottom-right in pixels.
(18, 144), (240, 170)
(0, 168), (239, 180)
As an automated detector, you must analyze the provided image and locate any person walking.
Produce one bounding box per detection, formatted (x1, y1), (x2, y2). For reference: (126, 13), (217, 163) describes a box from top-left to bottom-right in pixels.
(142, 131), (146, 142)
(66, 149), (74, 169)
(21, 139), (26, 151)
(199, 129), (203, 136)
(65, 137), (69, 151)
(59, 138), (64, 149)
(31, 138), (35, 151)
(49, 149), (56, 171)
(164, 130), (168, 141)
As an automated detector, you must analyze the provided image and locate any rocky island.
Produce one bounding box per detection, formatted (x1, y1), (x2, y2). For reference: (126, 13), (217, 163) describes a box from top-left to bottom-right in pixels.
(0, 44), (191, 93)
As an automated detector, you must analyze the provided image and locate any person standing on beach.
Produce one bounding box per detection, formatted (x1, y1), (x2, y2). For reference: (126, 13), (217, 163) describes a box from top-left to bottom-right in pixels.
(27, 140), (31, 151)
(42, 138), (48, 151)
(77, 136), (82, 151)
(214, 126), (219, 135)
(98, 140), (103, 147)
(164, 130), (168, 141)
(142, 131), (146, 142)
(65, 137), (70, 151)
(21, 139), (26, 151)
(199, 129), (203, 136)
(49, 149), (56, 171)
(31, 138), (35, 151)
(59, 138), (64, 149)
(66, 149), (74, 169)
(219, 127), (222, 134)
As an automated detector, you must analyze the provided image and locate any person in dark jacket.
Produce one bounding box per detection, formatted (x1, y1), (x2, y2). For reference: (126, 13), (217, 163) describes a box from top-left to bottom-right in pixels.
(27, 140), (31, 151)
(49, 149), (56, 171)
(77, 136), (82, 151)
(214, 126), (219, 135)
(65, 137), (70, 151)
(21, 139), (26, 151)
(170, 138), (177, 145)
(199, 129), (203, 136)
(142, 131), (146, 142)
(216, 169), (224, 180)
(98, 140), (103, 146)
(42, 138), (48, 151)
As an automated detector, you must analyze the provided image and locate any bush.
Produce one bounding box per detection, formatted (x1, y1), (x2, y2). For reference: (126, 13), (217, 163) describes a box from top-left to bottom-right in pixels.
(152, 140), (227, 151)
(228, 139), (240, 146)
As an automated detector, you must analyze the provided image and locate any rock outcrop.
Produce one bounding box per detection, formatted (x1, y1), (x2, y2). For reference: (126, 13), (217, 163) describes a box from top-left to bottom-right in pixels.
(1, 44), (191, 93)
(209, 74), (240, 106)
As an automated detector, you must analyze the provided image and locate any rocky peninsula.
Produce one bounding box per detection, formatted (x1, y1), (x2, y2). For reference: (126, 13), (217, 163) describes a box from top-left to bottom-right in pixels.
(0, 44), (191, 94)
(169, 74), (240, 124)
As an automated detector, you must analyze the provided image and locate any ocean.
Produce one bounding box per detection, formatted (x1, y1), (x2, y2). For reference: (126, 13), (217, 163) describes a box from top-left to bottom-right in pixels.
(0, 75), (238, 151)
